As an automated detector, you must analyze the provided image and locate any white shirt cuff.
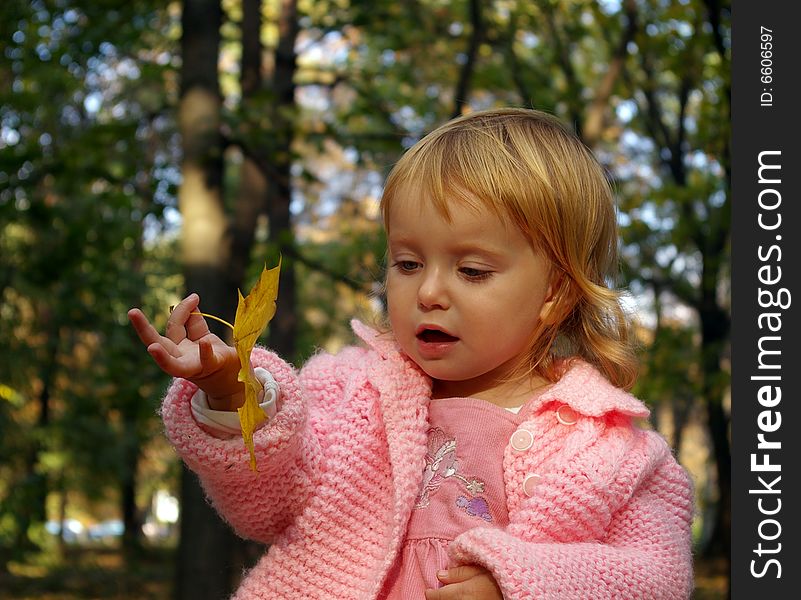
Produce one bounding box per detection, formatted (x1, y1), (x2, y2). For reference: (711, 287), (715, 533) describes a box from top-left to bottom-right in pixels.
(190, 367), (280, 437)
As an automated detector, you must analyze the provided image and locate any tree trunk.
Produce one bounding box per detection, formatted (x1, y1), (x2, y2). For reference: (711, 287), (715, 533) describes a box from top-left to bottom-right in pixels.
(227, 0), (300, 364)
(120, 425), (142, 555)
(699, 301), (731, 562)
(632, 20), (731, 582)
(671, 394), (692, 455)
(176, 1), (240, 598)
(265, 0), (299, 361)
(57, 473), (67, 557)
(15, 308), (58, 553)
(227, 0), (270, 576)
(229, 0), (268, 293)
(120, 193), (152, 557)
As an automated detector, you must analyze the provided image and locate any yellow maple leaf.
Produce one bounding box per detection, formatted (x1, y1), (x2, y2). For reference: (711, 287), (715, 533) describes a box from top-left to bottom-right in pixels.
(232, 259), (281, 471)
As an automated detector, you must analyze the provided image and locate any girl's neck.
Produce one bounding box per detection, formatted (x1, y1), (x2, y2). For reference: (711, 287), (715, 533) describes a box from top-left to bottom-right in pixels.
(431, 373), (551, 408)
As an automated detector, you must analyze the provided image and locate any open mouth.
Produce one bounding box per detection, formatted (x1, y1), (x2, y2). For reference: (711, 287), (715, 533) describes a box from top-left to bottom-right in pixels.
(416, 328), (459, 343)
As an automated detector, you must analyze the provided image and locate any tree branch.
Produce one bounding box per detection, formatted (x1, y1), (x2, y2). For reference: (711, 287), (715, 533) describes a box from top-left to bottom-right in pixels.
(637, 50), (673, 153)
(451, 0), (485, 118)
(644, 269), (700, 312)
(283, 244), (373, 294)
(702, 0), (729, 67)
(542, 1), (583, 134)
(504, 10), (535, 107)
(582, 0), (639, 146)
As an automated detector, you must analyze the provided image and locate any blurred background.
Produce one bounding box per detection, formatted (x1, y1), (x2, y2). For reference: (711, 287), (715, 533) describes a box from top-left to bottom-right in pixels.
(0, 0), (730, 598)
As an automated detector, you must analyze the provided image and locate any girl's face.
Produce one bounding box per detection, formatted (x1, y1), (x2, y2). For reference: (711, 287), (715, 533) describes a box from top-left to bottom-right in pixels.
(386, 191), (555, 403)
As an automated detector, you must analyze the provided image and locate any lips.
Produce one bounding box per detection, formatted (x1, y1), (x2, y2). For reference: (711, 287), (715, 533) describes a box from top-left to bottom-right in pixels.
(415, 325), (458, 343)
(415, 325), (459, 359)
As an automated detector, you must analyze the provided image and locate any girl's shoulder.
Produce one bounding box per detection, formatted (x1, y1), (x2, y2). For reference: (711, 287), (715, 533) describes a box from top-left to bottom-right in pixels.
(522, 358), (650, 422)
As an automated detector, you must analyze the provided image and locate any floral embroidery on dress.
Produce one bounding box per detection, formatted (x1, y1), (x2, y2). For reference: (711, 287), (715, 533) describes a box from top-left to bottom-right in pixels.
(414, 427), (457, 509)
(414, 427), (491, 522)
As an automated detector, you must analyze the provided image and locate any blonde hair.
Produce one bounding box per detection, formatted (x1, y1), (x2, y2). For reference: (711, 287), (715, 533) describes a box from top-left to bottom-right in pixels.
(380, 107), (638, 390)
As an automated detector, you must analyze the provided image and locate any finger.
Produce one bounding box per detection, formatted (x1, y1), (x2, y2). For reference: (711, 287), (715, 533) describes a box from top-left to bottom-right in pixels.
(198, 337), (219, 372)
(185, 307), (212, 341)
(424, 588), (446, 600)
(438, 565), (485, 584)
(146, 343), (200, 378)
(146, 343), (185, 376)
(165, 294), (200, 344)
(128, 308), (182, 357)
(436, 569), (504, 600)
(128, 308), (156, 344)
(424, 582), (466, 600)
(129, 308), (168, 347)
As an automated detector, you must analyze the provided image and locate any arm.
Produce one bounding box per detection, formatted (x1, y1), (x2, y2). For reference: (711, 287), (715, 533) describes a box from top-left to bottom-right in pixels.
(128, 295), (336, 543)
(159, 346), (324, 544)
(449, 431), (695, 600)
(163, 346), (371, 543)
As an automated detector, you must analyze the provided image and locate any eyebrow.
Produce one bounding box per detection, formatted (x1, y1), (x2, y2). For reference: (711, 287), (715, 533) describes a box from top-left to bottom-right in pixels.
(388, 236), (508, 261)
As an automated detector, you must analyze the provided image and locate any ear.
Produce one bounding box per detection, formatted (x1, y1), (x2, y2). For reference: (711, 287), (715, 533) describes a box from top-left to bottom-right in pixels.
(538, 271), (575, 326)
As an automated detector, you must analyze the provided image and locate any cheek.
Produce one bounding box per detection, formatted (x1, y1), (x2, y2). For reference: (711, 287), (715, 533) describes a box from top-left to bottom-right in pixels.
(479, 295), (542, 341)
(385, 273), (403, 301)
(386, 276), (416, 309)
(385, 288), (408, 333)
(384, 278), (398, 311)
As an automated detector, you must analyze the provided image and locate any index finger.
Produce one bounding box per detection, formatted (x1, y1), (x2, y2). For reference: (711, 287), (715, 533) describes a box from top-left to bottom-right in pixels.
(128, 308), (180, 355)
(128, 308), (162, 347)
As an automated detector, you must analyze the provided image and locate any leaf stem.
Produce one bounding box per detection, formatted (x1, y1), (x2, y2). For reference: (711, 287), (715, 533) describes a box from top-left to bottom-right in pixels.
(191, 311), (235, 331)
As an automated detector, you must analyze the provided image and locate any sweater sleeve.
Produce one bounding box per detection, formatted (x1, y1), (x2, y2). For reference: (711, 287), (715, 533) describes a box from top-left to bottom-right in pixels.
(190, 367), (280, 437)
(160, 346), (325, 544)
(449, 431), (695, 600)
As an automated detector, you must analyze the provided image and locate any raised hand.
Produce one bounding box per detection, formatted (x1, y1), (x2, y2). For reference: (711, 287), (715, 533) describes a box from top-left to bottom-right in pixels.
(128, 294), (245, 411)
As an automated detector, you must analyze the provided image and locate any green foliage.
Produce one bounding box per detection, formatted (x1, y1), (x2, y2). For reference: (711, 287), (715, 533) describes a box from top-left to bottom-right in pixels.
(0, 0), (179, 563)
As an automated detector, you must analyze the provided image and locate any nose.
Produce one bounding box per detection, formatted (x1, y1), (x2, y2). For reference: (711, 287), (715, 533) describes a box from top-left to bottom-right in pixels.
(417, 268), (450, 311)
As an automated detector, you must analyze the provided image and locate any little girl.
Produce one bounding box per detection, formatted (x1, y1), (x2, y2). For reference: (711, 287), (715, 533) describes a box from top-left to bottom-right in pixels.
(129, 108), (694, 599)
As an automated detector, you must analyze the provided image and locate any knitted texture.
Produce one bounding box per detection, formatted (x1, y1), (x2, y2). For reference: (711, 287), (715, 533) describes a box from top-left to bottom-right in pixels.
(160, 320), (694, 600)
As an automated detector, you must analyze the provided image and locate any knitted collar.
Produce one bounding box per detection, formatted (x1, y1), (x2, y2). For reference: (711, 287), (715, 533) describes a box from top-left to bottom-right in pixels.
(349, 319), (649, 420)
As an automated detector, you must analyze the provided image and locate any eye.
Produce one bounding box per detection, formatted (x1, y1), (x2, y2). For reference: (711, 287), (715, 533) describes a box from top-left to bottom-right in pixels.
(459, 267), (493, 281)
(392, 260), (421, 273)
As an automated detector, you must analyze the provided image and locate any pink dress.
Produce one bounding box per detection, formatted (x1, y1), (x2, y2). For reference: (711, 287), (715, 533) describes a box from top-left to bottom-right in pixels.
(380, 395), (537, 598)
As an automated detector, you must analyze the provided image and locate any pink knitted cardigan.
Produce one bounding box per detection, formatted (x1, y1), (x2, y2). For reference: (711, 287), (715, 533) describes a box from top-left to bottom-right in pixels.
(161, 321), (694, 599)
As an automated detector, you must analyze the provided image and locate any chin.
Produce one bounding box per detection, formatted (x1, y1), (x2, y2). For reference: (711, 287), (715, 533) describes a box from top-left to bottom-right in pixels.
(418, 365), (468, 383)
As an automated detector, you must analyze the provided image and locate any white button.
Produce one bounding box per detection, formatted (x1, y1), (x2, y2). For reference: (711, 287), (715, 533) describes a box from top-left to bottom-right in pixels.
(510, 429), (534, 451)
(556, 405), (578, 425)
(523, 473), (542, 496)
